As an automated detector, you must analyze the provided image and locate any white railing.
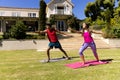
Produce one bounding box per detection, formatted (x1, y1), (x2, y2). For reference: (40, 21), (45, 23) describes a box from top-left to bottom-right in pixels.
(55, 10), (64, 14)
(54, 10), (72, 15)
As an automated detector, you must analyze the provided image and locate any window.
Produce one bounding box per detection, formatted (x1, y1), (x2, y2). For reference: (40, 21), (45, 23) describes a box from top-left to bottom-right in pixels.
(12, 12), (21, 17)
(56, 6), (64, 14)
(57, 6), (64, 9)
(28, 13), (36, 17)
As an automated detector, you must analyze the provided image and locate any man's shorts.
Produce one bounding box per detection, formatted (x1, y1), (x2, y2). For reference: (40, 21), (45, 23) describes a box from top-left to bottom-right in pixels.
(49, 41), (62, 48)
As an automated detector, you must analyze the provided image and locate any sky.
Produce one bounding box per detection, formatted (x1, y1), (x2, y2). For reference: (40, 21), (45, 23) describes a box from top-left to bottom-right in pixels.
(0, 0), (95, 19)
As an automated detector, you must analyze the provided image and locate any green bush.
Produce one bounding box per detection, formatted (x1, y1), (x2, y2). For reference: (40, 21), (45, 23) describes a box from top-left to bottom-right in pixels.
(92, 25), (105, 30)
(3, 32), (11, 39)
(102, 27), (120, 38)
(112, 27), (120, 38)
(10, 21), (27, 39)
(2, 21), (46, 40)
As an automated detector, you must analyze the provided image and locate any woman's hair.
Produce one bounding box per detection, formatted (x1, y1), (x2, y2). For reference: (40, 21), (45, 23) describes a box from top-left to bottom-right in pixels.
(83, 22), (89, 29)
(82, 22), (90, 36)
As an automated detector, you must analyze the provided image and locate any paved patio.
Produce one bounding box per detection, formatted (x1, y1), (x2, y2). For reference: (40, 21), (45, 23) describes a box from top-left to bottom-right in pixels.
(0, 33), (113, 51)
(37, 33), (110, 51)
(59, 33), (110, 50)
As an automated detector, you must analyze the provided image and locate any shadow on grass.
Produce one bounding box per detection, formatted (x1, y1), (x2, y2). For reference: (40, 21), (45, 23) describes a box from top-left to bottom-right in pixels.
(49, 56), (80, 60)
(101, 59), (113, 62)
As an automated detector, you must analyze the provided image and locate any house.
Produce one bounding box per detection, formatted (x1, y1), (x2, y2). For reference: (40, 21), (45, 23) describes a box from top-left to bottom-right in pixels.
(47, 0), (74, 31)
(0, 0), (74, 32)
(0, 7), (39, 32)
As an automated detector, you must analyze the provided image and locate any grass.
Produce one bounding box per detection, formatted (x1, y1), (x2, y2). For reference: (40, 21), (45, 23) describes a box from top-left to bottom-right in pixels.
(0, 49), (120, 80)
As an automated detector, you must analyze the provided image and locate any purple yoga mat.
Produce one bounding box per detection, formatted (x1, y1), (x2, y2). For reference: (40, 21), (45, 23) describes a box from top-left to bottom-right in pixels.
(65, 60), (108, 69)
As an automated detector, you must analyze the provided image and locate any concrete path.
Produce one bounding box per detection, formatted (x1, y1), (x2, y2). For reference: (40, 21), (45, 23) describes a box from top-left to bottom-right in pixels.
(0, 33), (110, 51)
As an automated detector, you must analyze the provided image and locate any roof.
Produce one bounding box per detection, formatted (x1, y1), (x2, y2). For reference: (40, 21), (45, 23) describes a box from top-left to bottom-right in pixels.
(47, 0), (74, 7)
(0, 16), (39, 21)
(0, 6), (39, 10)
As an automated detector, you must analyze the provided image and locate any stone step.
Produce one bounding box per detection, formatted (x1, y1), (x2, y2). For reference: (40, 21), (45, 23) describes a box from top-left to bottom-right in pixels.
(59, 33), (110, 49)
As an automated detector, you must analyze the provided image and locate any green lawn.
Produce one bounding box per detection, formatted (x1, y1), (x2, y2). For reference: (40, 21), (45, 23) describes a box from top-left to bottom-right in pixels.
(0, 49), (120, 80)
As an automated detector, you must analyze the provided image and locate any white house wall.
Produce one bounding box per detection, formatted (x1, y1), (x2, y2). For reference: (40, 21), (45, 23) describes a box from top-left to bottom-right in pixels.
(0, 7), (39, 17)
(47, 5), (55, 18)
(63, 1), (73, 15)
(0, 7), (39, 32)
(47, 0), (73, 18)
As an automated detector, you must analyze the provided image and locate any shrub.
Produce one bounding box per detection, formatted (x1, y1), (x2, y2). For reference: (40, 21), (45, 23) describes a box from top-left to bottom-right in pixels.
(10, 21), (27, 39)
(102, 28), (114, 38)
(112, 27), (120, 38)
(92, 25), (105, 30)
(3, 32), (11, 39)
(102, 27), (120, 38)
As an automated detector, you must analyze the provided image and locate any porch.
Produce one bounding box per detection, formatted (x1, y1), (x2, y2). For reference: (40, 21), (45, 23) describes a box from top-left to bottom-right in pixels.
(0, 16), (39, 32)
(50, 15), (72, 31)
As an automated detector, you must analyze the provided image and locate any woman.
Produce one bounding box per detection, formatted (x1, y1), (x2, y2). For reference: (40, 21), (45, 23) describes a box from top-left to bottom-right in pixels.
(71, 23), (102, 64)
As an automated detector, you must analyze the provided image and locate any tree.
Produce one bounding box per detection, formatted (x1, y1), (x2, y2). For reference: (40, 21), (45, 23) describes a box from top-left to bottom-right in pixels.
(85, 2), (100, 21)
(85, 0), (115, 22)
(49, 15), (56, 25)
(39, 0), (47, 31)
(84, 0), (118, 38)
(114, 7), (120, 22)
(67, 16), (79, 30)
(117, 0), (120, 7)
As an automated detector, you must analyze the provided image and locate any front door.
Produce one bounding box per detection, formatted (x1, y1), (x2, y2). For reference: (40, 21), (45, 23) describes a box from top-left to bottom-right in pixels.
(56, 20), (67, 31)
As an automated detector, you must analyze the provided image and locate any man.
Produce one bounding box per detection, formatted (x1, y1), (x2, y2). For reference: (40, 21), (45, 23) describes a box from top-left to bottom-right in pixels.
(38, 24), (70, 62)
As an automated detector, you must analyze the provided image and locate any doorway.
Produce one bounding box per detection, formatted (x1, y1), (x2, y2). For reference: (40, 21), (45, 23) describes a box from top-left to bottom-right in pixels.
(56, 20), (67, 31)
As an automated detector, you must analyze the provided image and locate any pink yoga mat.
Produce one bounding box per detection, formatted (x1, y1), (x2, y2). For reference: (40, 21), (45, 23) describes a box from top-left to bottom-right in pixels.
(65, 60), (108, 69)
